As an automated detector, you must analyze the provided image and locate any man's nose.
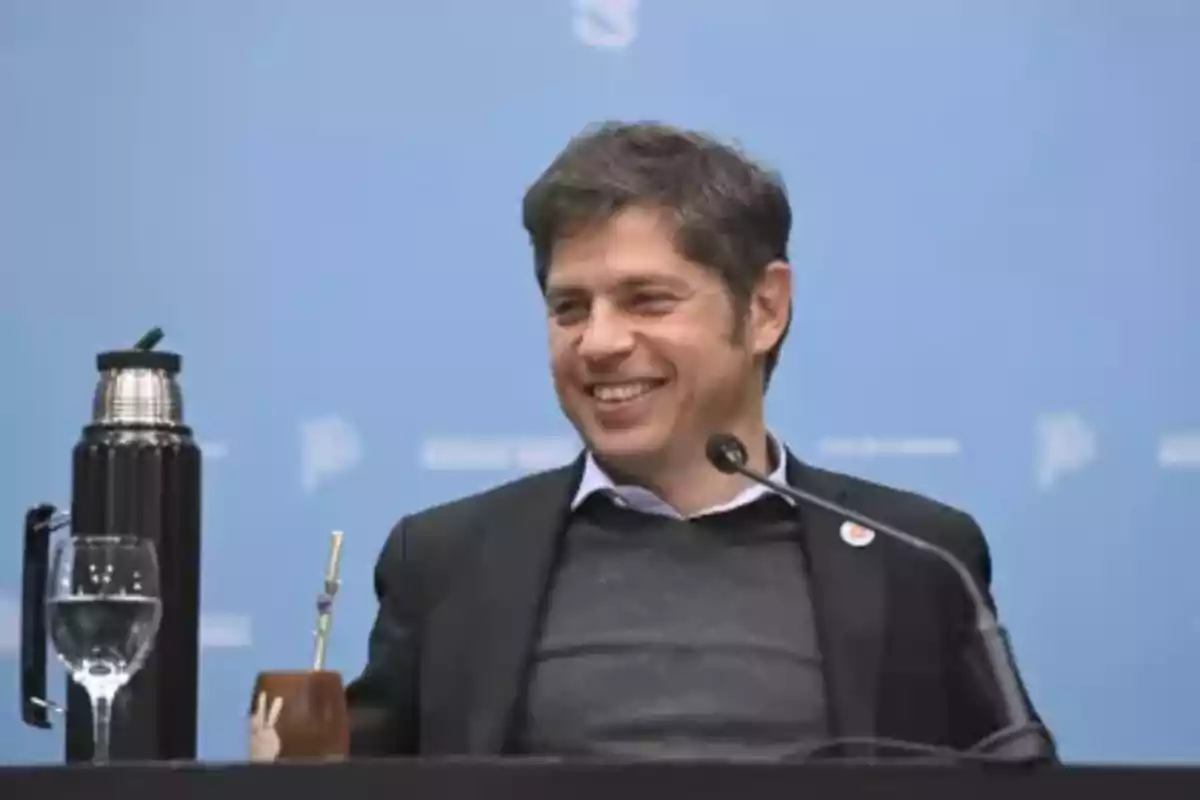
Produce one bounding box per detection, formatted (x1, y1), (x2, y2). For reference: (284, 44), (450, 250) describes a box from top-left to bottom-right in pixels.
(577, 305), (635, 361)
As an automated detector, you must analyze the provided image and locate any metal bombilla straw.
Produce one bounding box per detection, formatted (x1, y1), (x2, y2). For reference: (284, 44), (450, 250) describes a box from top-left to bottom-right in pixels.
(312, 531), (344, 672)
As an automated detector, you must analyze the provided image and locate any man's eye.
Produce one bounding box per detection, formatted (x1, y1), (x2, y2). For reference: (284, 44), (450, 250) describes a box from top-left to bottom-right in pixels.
(550, 300), (587, 322)
(630, 293), (676, 311)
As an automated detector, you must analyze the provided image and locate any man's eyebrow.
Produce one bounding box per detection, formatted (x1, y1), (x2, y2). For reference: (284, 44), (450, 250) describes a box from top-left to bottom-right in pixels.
(544, 284), (587, 302)
(620, 275), (690, 292)
(544, 273), (694, 304)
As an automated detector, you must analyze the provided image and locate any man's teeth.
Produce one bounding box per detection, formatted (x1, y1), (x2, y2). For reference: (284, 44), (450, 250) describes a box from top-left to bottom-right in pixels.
(591, 381), (661, 402)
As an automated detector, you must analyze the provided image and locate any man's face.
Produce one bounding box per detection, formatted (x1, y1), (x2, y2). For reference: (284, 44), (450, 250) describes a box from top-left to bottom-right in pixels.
(544, 207), (789, 473)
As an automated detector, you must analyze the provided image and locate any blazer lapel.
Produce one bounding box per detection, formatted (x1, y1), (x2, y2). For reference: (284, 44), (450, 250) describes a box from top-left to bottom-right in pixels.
(461, 456), (583, 753)
(787, 454), (886, 751)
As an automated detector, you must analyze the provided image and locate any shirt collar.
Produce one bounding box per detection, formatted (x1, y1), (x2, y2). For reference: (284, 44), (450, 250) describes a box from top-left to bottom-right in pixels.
(570, 431), (794, 520)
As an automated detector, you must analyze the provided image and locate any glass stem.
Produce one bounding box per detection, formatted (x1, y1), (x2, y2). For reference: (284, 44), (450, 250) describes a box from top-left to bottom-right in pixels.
(91, 688), (116, 765)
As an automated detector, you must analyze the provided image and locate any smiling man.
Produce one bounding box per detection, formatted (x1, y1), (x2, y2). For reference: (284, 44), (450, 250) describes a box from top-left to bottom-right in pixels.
(344, 121), (1054, 761)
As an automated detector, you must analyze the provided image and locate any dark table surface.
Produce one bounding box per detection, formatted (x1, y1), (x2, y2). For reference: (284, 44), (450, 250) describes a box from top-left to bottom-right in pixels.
(2, 759), (1199, 800)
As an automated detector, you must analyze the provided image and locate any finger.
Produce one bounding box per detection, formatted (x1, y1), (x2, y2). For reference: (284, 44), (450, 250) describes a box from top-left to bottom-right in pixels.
(253, 692), (266, 727)
(267, 695), (284, 728)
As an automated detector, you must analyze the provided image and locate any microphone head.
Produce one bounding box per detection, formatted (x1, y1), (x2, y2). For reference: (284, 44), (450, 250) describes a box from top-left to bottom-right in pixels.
(705, 433), (748, 474)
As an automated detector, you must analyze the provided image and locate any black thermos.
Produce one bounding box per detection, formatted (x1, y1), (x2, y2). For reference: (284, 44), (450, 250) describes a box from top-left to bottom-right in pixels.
(20, 328), (203, 762)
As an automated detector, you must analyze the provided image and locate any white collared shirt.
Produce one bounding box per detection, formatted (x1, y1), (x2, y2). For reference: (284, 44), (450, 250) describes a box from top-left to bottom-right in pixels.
(570, 432), (795, 519)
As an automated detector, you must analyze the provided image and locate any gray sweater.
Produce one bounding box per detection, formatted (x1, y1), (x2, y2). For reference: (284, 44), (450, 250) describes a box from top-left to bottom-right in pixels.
(514, 496), (831, 760)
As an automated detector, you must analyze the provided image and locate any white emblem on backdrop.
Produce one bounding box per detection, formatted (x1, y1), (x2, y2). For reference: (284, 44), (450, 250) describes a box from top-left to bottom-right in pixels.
(1158, 431), (1200, 469)
(573, 0), (639, 50)
(420, 436), (580, 472)
(300, 415), (363, 493)
(0, 592), (252, 654)
(0, 592), (16, 656)
(1035, 412), (1096, 491)
(816, 436), (961, 459)
(199, 613), (253, 649)
(198, 441), (230, 461)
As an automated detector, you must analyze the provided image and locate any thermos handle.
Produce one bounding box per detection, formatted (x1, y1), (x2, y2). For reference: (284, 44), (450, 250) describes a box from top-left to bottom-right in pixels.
(21, 504), (69, 729)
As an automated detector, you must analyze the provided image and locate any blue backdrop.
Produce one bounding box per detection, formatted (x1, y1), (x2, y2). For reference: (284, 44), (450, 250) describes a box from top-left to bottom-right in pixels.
(2, 0), (1198, 764)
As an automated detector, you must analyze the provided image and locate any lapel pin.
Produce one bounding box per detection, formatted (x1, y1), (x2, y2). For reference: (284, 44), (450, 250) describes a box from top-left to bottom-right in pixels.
(839, 521), (876, 548)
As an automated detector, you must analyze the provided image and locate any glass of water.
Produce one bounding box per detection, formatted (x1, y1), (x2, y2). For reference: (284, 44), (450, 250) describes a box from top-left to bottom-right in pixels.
(46, 535), (162, 765)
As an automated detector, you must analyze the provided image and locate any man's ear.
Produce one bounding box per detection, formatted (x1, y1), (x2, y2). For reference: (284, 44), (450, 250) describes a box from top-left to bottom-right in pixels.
(749, 260), (792, 357)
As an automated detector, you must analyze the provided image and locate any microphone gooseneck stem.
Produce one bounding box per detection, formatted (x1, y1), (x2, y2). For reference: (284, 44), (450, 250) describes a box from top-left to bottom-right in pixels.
(715, 449), (1047, 757)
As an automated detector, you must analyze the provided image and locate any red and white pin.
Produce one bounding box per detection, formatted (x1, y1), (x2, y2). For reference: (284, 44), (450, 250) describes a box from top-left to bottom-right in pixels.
(839, 521), (876, 548)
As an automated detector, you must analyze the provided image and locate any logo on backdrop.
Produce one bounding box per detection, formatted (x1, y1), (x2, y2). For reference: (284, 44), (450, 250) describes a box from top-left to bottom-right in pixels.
(1035, 412), (1097, 491)
(573, 0), (639, 50)
(420, 436), (580, 472)
(1158, 431), (1200, 470)
(0, 593), (16, 656)
(198, 440), (230, 462)
(300, 415), (363, 493)
(815, 436), (961, 459)
(199, 613), (253, 649)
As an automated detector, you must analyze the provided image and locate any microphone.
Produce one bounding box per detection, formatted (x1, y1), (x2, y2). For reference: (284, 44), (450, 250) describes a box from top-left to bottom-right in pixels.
(705, 433), (1054, 763)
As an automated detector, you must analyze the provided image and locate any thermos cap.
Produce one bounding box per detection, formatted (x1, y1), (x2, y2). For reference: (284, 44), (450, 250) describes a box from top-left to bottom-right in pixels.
(97, 350), (181, 374)
(93, 348), (184, 426)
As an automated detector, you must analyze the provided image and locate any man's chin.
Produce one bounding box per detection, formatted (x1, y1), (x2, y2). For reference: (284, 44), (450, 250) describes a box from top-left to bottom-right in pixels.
(584, 427), (672, 470)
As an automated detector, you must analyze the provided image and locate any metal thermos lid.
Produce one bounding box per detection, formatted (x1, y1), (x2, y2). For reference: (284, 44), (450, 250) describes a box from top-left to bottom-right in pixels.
(92, 332), (185, 427)
(96, 350), (181, 374)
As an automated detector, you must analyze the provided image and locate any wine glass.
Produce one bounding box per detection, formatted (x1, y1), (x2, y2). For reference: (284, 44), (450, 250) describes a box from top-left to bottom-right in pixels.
(46, 535), (162, 765)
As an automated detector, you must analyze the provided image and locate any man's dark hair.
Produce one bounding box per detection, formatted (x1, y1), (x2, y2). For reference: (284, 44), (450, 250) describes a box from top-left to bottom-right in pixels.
(522, 120), (793, 390)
